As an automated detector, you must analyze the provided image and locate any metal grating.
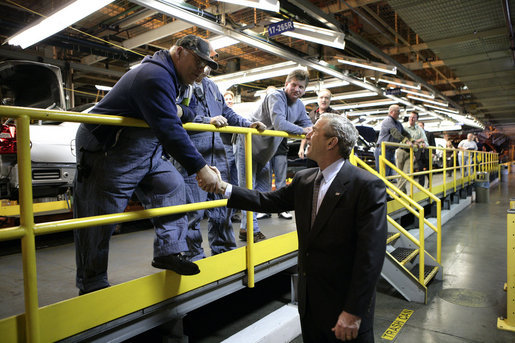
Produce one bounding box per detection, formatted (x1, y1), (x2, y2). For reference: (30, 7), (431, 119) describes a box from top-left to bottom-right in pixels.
(388, 0), (506, 41)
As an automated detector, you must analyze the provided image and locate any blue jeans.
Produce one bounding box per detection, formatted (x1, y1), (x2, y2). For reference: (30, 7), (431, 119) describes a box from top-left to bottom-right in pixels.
(270, 154), (287, 190)
(224, 143), (239, 186)
(73, 126), (188, 293)
(375, 147), (396, 177)
(235, 135), (271, 233)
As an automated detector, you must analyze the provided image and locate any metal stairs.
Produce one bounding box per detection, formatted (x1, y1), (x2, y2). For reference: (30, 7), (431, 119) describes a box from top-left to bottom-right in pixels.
(381, 217), (443, 304)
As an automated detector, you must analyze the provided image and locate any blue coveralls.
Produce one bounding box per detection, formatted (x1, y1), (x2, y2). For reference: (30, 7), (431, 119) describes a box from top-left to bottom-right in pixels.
(73, 50), (206, 293)
(177, 77), (252, 261)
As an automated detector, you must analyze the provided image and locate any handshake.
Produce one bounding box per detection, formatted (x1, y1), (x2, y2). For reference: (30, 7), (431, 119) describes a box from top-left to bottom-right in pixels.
(196, 165), (228, 194)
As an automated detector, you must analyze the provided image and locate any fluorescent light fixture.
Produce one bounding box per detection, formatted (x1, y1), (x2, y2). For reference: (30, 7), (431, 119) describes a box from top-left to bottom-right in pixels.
(305, 78), (350, 92)
(211, 61), (305, 90)
(407, 95), (448, 107)
(424, 104), (459, 114)
(268, 18), (345, 50)
(400, 89), (435, 99)
(7, 0), (114, 49)
(375, 76), (421, 90)
(344, 108), (389, 116)
(217, 0), (279, 12)
(332, 99), (398, 111)
(210, 35), (239, 50)
(338, 56), (396, 75)
(95, 85), (113, 91)
(302, 90), (377, 105)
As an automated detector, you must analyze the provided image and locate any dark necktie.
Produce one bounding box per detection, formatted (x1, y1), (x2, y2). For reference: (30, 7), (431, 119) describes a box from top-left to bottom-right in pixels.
(311, 171), (324, 228)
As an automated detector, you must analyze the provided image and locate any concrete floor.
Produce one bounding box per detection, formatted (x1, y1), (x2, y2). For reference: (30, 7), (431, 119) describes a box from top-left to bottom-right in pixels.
(0, 172), (514, 342)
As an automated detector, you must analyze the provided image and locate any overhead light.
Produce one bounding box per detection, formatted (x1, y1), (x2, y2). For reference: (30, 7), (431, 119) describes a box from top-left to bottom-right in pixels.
(424, 104), (460, 114)
(305, 78), (350, 92)
(400, 89), (435, 99)
(374, 76), (421, 90)
(302, 90), (377, 105)
(217, 0), (279, 12)
(338, 56), (396, 75)
(407, 95), (448, 107)
(210, 35), (239, 50)
(332, 99), (398, 110)
(211, 61), (305, 90)
(7, 0), (114, 49)
(344, 108), (389, 116)
(268, 18), (345, 50)
(255, 77), (351, 98)
(95, 85), (113, 91)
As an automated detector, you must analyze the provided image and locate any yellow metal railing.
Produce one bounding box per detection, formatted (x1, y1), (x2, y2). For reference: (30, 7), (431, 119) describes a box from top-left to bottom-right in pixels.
(0, 105), (302, 343)
(352, 153), (441, 285)
(379, 141), (499, 199)
(497, 206), (515, 332)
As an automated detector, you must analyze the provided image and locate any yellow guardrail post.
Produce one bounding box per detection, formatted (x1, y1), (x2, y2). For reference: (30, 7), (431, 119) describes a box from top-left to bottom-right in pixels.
(428, 147), (433, 196)
(245, 132), (255, 288)
(497, 208), (515, 332)
(380, 142), (386, 177)
(418, 207), (425, 284)
(17, 115), (41, 343)
(409, 148), (414, 198)
(443, 149), (447, 196)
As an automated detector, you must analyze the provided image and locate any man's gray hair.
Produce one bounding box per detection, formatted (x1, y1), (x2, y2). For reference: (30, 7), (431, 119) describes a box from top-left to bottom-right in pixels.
(320, 113), (358, 159)
(285, 68), (309, 85)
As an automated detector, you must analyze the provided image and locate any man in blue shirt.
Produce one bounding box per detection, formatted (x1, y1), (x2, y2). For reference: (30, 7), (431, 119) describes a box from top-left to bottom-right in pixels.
(374, 104), (410, 177)
(235, 69), (313, 241)
(73, 35), (220, 294)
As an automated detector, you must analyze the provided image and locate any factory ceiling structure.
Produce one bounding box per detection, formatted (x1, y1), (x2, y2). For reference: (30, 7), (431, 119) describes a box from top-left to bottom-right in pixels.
(0, 0), (514, 142)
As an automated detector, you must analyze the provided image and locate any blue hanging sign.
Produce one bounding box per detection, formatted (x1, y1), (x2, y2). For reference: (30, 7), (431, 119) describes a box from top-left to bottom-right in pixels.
(268, 20), (295, 37)
(385, 88), (402, 96)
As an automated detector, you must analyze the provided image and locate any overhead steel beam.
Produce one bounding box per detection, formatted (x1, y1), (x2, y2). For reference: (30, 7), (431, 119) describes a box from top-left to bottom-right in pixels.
(0, 47), (125, 78)
(132, 0), (379, 94)
(403, 50), (509, 70)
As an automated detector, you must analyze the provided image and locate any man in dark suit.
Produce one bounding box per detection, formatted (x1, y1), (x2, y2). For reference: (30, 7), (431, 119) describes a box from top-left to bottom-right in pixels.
(204, 113), (387, 342)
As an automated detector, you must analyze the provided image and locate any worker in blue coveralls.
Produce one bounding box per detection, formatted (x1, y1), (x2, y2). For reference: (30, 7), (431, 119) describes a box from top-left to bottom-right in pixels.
(235, 68), (313, 242)
(73, 35), (221, 295)
(175, 47), (266, 261)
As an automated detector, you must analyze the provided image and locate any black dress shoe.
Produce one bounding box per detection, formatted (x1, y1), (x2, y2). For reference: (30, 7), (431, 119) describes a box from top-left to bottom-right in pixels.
(152, 254), (200, 275)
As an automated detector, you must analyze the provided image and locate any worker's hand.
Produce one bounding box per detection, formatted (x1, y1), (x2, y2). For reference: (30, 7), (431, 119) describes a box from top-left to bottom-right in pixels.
(176, 104), (183, 118)
(332, 311), (361, 341)
(196, 165), (220, 193)
(250, 121), (266, 132)
(207, 166), (228, 194)
(302, 126), (313, 135)
(298, 149), (305, 159)
(210, 115), (228, 127)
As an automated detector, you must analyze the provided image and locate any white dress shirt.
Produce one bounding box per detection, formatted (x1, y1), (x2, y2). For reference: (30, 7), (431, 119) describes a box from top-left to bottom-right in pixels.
(316, 158), (345, 214)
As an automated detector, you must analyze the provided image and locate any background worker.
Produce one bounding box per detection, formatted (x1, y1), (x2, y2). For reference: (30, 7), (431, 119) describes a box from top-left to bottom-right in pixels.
(375, 104), (411, 177)
(234, 69), (312, 241)
(178, 63), (265, 261)
(73, 34), (220, 295)
(396, 111), (427, 193)
(299, 88), (340, 166)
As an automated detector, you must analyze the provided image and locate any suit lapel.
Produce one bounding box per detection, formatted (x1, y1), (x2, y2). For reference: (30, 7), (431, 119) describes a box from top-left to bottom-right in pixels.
(309, 161), (354, 239)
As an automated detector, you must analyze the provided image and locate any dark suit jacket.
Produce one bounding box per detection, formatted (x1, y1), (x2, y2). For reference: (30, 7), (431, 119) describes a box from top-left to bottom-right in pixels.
(227, 161), (387, 334)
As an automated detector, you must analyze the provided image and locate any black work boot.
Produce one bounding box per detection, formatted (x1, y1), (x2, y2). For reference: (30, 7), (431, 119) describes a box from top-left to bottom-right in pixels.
(152, 254), (200, 275)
